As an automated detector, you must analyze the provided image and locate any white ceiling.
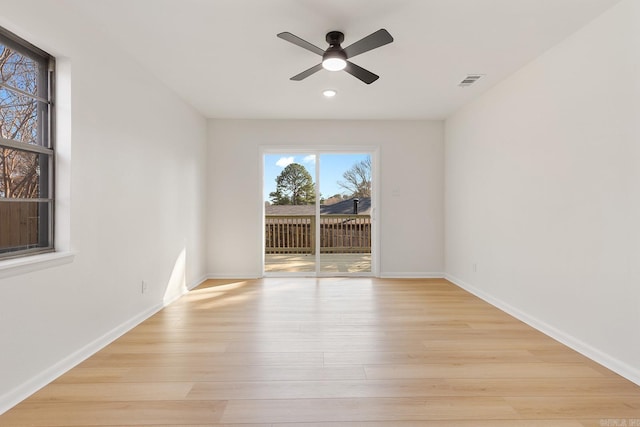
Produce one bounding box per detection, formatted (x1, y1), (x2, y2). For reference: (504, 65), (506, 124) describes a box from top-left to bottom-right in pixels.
(68, 0), (619, 120)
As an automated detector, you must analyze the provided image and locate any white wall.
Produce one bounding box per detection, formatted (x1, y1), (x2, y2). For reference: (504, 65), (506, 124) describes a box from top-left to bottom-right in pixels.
(0, 0), (208, 411)
(207, 120), (444, 278)
(445, 0), (640, 383)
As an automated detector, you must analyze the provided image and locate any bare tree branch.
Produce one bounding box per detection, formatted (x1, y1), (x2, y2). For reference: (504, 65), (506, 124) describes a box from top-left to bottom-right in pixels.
(338, 157), (371, 198)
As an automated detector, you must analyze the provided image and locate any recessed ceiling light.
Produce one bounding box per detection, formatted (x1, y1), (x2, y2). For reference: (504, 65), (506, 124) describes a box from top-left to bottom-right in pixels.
(323, 89), (337, 98)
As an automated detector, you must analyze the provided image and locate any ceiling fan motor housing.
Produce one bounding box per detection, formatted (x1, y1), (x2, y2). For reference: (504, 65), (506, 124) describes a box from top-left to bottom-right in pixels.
(323, 31), (347, 68)
(326, 31), (345, 46)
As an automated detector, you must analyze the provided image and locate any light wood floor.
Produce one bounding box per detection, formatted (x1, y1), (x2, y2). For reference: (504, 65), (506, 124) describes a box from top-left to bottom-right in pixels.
(2, 278), (639, 426)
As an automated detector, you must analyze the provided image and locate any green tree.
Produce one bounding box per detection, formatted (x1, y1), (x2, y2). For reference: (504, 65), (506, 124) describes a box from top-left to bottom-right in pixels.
(269, 163), (315, 205)
(338, 157), (371, 198)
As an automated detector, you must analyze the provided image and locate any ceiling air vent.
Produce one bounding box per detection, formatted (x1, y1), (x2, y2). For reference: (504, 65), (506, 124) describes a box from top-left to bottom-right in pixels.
(458, 74), (484, 87)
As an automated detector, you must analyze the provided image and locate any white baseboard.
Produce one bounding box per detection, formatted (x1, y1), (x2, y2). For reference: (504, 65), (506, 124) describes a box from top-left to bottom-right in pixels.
(162, 274), (209, 303)
(208, 272), (445, 280)
(188, 274), (208, 290)
(379, 272), (445, 279)
(445, 274), (640, 387)
(206, 273), (262, 279)
(0, 275), (207, 415)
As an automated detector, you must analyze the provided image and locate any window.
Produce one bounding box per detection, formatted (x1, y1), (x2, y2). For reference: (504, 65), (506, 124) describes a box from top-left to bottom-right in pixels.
(0, 27), (55, 260)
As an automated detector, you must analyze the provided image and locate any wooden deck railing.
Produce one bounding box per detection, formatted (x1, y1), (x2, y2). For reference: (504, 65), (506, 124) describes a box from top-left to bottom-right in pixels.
(0, 202), (38, 252)
(265, 215), (371, 254)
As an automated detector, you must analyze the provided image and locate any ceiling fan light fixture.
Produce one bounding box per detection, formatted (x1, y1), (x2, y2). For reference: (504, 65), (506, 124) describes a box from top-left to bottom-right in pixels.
(322, 56), (347, 71)
(322, 49), (347, 71)
(323, 89), (337, 98)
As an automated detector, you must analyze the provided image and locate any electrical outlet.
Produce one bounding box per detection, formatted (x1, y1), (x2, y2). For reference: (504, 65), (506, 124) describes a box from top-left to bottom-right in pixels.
(141, 280), (148, 294)
(472, 263), (477, 273)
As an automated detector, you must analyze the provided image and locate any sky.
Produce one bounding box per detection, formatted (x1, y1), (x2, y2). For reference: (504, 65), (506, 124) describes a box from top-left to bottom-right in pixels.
(263, 153), (370, 202)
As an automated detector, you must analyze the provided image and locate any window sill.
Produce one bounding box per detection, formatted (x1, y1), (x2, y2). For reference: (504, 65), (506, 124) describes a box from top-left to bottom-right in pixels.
(0, 251), (75, 280)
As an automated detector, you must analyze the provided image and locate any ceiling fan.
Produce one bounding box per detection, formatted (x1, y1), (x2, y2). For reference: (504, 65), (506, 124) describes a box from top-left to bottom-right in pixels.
(277, 29), (394, 84)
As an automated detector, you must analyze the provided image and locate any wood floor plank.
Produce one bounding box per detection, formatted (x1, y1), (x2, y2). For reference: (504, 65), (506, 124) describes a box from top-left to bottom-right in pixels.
(75, 351), (324, 369)
(422, 337), (569, 351)
(0, 401), (226, 426)
(97, 341), (227, 354)
(364, 362), (604, 380)
(89, 425), (268, 427)
(1, 277), (638, 426)
(51, 367), (132, 384)
(187, 379), (451, 400)
(580, 420), (640, 427)
(27, 382), (194, 402)
(77, 423), (589, 427)
(220, 397), (520, 423)
(118, 365), (367, 382)
(507, 396), (640, 419)
(446, 377), (640, 397)
(269, 422), (586, 427)
(323, 349), (543, 365)
(224, 339), (428, 353)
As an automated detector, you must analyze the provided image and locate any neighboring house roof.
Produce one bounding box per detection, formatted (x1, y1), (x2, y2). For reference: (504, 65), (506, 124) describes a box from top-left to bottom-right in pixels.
(265, 197), (371, 216)
(321, 197), (371, 215)
(265, 204), (315, 216)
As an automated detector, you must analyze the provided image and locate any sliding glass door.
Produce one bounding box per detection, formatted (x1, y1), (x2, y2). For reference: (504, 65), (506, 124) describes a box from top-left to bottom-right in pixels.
(263, 150), (374, 276)
(263, 152), (317, 273)
(318, 154), (372, 274)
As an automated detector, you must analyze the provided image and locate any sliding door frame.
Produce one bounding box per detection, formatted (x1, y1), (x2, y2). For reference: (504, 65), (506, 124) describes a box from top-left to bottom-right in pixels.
(260, 145), (379, 277)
